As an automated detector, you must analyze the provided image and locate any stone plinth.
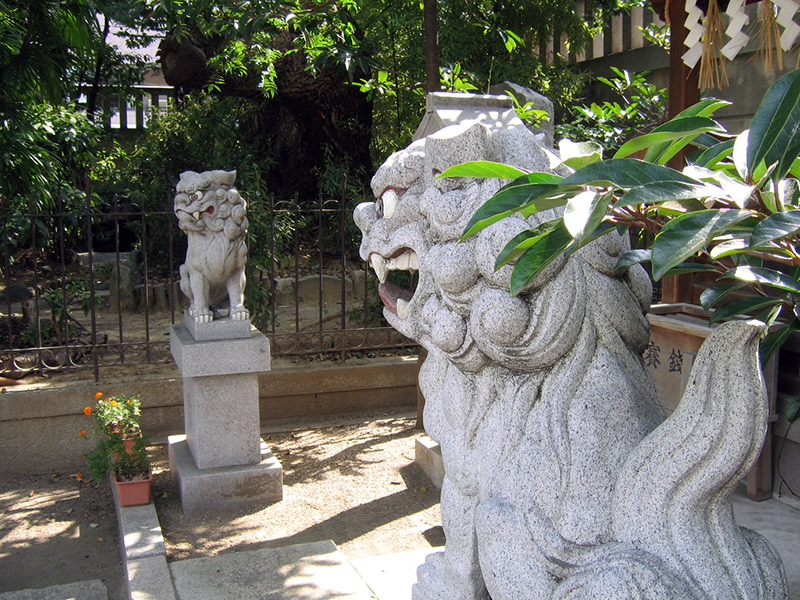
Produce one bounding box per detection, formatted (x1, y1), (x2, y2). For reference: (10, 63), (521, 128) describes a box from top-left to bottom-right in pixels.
(168, 435), (283, 514)
(169, 322), (282, 512)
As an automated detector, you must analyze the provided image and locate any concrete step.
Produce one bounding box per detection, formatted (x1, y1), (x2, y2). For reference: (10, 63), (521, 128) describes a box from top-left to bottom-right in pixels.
(0, 580), (107, 600)
(168, 540), (377, 600)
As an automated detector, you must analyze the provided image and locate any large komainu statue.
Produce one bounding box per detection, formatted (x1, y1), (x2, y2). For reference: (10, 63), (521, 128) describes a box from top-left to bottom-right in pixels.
(354, 120), (787, 599)
(175, 170), (249, 323)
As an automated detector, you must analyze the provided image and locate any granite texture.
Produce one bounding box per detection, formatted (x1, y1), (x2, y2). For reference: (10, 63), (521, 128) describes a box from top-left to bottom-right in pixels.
(170, 323), (270, 378)
(175, 169), (249, 326)
(355, 102), (787, 600)
(168, 435), (283, 514)
(183, 373), (261, 469)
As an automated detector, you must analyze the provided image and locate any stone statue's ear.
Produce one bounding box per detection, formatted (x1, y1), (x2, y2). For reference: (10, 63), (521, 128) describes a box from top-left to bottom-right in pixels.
(179, 171), (198, 181)
(218, 170), (237, 186)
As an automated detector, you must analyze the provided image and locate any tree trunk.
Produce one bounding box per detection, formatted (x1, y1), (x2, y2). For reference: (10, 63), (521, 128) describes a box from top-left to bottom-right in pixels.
(424, 0), (441, 93)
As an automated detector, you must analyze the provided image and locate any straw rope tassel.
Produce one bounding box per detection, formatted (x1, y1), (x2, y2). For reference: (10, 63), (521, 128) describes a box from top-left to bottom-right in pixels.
(756, 0), (784, 71)
(699, 0), (729, 88)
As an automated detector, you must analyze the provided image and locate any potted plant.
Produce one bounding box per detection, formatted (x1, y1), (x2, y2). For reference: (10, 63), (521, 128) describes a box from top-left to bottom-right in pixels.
(83, 392), (152, 506)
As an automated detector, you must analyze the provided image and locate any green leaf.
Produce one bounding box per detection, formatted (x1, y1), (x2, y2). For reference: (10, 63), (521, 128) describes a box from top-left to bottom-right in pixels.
(673, 97), (732, 120)
(786, 391), (800, 422)
(460, 181), (564, 240)
(700, 281), (744, 309)
(614, 116), (722, 162)
(709, 238), (749, 259)
(509, 221), (573, 295)
(563, 190), (609, 243)
(562, 158), (702, 189)
(439, 161), (529, 179)
(661, 263), (720, 276)
(721, 265), (800, 293)
(559, 139), (603, 170)
(495, 220), (563, 269)
(750, 210), (800, 247)
(615, 181), (709, 207)
(651, 209), (753, 280)
(708, 295), (784, 324)
(615, 249), (651, 268)
(747, 69), (800, 182)
(693, 139), (735, 168)
(760, 320), (798, 367)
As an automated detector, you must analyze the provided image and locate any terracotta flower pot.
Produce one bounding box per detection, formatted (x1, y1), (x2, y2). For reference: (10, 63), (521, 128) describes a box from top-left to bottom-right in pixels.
(114, 471), (152, 507)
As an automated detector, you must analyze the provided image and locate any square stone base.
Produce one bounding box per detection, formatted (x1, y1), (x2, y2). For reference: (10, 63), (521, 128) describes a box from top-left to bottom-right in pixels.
(168, 435), (283, 514)
(415, 435), (444, 489)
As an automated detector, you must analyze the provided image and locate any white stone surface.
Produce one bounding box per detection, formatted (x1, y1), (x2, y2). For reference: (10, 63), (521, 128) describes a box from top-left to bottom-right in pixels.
(356, 101), (787, 600)
(168, 540), (375, 599)
(414, 435), (444, 489)
(168, 435), (283, 514)
(175, 169), (249, 328)
(170, 323), (270, 378)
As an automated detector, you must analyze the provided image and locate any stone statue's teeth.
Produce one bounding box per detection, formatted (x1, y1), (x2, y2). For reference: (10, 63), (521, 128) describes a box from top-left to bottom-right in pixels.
(192, 211), (200, 220)
(371, 254), (388, 283)
(396, 298), (408, 319)
(381, 189), (399, 219)
(386, 250), (419, 272)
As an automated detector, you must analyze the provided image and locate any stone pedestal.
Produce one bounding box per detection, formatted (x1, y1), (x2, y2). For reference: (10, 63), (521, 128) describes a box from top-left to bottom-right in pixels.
(169, 320), (282, 513)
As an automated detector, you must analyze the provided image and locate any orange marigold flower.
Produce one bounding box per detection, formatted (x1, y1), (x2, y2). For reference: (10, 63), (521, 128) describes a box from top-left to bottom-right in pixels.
(78, 430), (86, 437)
(94, 391), (103, 399)
(110, 400), (117, 407)
(83, 407), (92, 416)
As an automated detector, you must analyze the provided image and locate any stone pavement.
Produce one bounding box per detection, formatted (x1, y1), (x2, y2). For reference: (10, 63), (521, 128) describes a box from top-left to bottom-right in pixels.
(1, 487), (798, 600)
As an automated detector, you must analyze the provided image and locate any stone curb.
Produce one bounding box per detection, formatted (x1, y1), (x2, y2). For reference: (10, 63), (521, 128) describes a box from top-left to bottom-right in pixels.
(110, 479), (177, 600)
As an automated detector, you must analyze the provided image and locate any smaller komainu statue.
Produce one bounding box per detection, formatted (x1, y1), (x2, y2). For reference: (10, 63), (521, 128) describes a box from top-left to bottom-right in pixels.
(174, 170), (249, 323)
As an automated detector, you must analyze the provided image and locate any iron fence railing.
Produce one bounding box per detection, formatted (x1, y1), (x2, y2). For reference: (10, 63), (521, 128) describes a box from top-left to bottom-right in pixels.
(0, 178), (414, 382)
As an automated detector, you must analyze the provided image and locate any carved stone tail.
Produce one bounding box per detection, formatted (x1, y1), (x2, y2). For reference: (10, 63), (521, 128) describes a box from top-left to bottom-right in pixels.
(612, 320), (787, 599)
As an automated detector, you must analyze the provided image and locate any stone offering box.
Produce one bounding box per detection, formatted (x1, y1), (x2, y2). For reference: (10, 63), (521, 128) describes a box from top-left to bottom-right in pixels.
(647, 303), (777, 501)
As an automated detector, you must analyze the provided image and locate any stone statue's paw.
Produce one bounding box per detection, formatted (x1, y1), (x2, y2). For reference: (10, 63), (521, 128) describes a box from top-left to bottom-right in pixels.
(230, 307), (249, 321)
(196, 311), (213, 324)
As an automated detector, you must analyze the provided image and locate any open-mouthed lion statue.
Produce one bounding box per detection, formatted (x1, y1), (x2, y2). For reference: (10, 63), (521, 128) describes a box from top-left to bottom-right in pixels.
(175, 169), (249, 323)
(354, 118), (786, 600)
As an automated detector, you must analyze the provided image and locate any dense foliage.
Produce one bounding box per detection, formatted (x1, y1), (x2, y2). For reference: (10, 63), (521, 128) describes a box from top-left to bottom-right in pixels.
(451, 68), (800, 424)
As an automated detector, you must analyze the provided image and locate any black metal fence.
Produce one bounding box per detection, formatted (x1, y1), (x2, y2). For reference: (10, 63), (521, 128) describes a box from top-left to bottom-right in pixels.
(0, 178), (414, 382)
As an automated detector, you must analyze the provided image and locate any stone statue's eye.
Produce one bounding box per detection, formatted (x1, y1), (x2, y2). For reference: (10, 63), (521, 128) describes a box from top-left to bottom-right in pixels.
(380, 189), (399, 219)
(376, 197), (384, 218)
(190, 192), (202, 201)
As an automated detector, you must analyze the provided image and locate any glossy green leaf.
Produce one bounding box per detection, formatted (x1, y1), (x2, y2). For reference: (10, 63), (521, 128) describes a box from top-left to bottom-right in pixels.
(747, 69), (800, 182)
(615, 181), (709, 207)
(708, 295), (784, 324)
(721, 265), (800, 293)
(559, 139), (603, 170)
(661, 263), (720, 277)
(439, 161), (530, 179)
(563, 190), (609, 243)
(614, 117), (722, 161)
(700, 281), (744, 309)
(693, 139), (735, 168)
(760, 321), (798, 369)
(651, 209), (753, 280)
(494, 220), (563, 269)
(709, 238), (749, 259)
(615, 249), (651, 269)
(562, 158), (702, 189)
(749, 210), (800, 248)
(786, 391), (800, 422)
(644, 99), (731, 161)
(460, 181), (564, 240)
(509, 222), (573, 296)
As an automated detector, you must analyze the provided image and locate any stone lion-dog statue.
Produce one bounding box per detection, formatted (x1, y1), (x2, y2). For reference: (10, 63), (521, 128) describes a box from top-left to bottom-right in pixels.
(354, 120), (786, 600)
(174, 169), (249, 323)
